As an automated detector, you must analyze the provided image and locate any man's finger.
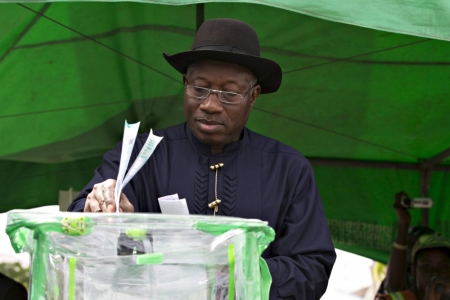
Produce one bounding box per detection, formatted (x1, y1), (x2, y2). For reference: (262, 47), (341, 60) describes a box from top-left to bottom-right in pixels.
(88, 197), (102, 213)
(100, 199), (108, 212)
(119, 193), (134, 213)
(84, 198), (92, 212)
(83, 180), (119, 213)
(106, 194), (116, 212)
(105, 192), (116, 213)
(92, 184), (106, 211)
(85, 193), (101, 213)
(98, 180), (115, 212)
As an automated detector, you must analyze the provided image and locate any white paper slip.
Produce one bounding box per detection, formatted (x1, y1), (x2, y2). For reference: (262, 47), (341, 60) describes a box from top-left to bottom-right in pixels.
(122, 129), (163, 189)
(114, 122), (163, 213)
(158, 194), (179, 201)
(115, 120), (140, 212)
(158, 198), (190, 215)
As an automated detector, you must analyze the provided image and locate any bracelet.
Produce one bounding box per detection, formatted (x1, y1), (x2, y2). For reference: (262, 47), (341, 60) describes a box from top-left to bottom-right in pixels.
(393, 242), (408, 250)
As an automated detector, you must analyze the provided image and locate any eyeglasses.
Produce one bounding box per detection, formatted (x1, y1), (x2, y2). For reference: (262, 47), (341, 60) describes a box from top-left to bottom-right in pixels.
(185, 83), (256, 105)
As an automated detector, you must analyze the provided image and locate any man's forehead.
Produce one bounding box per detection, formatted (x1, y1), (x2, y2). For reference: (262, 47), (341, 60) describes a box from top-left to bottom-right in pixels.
(417, 248), (450, 261)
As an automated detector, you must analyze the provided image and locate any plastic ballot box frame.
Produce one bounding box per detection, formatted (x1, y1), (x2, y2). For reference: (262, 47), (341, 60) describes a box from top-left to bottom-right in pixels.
(6, 211), (274, 300)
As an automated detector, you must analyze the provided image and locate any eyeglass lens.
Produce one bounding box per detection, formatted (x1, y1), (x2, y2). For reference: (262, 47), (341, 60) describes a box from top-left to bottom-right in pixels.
(186, 86), (242, 104)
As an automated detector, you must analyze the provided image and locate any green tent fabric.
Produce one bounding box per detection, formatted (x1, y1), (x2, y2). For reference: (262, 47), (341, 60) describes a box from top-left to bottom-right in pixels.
(1, 1), (450, 263)
(3, 0), (450, 40)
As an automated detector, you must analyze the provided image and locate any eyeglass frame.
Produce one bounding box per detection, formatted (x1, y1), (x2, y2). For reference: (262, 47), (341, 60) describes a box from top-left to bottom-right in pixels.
(184, 81), (258, 105)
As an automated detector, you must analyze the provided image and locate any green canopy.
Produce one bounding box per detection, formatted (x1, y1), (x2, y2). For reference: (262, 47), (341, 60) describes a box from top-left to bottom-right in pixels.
(1, 0), (449, 262)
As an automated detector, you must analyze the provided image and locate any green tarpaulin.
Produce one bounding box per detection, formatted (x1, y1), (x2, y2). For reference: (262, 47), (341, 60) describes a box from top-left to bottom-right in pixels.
(1, 0), (449, 262)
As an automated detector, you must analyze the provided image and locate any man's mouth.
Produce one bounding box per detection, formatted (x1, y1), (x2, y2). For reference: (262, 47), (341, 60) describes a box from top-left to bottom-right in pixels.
(196, 118), (223, 132)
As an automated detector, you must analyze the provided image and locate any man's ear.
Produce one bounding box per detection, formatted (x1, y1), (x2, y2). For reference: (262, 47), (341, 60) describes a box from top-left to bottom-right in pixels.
(250, 84), (261, 107)
(182, 74), (187, 85)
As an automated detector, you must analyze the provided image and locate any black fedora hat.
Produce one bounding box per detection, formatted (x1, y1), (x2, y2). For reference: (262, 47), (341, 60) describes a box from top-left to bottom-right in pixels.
(163, 18), (282, 94)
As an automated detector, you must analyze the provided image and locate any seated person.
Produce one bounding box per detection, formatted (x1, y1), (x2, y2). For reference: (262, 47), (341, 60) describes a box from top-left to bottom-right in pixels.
(376, 233), (450, 300)
(378, 192), (434, 295)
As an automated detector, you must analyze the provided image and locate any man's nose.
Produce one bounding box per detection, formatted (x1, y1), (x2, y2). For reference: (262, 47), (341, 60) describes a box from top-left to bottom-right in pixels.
(200, 91), (223, 113)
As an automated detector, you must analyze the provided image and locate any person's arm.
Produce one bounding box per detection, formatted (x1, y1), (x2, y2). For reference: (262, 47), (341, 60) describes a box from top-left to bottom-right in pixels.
(384, 192), (411, 292)
(68, 141), (137, 213)
(265, 163), (336, 300)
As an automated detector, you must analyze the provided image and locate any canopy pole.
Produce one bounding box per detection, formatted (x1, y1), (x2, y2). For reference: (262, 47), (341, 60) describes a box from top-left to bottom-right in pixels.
(420, 168), (431, 227)
(418, 147), (450, 227)
(420, 147), (450, 169)
(196, 4), (204, 32)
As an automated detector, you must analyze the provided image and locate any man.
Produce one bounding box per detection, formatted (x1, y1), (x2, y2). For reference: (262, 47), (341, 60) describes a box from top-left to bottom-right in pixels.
(380, 192), (434, 294)
(412, 234), (450, 300)
(68, 18), (336, 299)
(377, 233), (450, 300)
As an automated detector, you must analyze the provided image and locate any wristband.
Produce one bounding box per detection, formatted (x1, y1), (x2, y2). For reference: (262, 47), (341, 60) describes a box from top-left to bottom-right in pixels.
(393, 242), (408, 250)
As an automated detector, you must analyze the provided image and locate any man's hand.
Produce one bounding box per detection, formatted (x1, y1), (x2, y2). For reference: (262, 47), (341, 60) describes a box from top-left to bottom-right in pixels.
(394, 191), (411, 226)
(84, 179), (134, 213)
(424, 277), (450, 300)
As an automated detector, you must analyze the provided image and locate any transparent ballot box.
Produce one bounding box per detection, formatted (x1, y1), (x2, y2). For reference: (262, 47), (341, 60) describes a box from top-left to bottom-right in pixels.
(6, 211), (275, 300)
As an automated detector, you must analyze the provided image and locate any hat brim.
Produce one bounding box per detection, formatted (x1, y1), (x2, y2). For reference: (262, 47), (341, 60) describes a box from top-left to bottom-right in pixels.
(163, 50), (282, 94)
(412, 235), (450, 263)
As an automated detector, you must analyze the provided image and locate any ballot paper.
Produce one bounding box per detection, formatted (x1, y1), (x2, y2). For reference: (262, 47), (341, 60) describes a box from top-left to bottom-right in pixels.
(114, 121), (163, 213)
(122, 129), (163, 188)
(158, 194), (190, 215)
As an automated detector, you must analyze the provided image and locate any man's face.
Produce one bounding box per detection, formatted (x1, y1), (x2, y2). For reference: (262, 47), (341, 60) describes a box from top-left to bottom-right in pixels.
(183, 60), (260, 153)
(415, 248), (450, 295)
